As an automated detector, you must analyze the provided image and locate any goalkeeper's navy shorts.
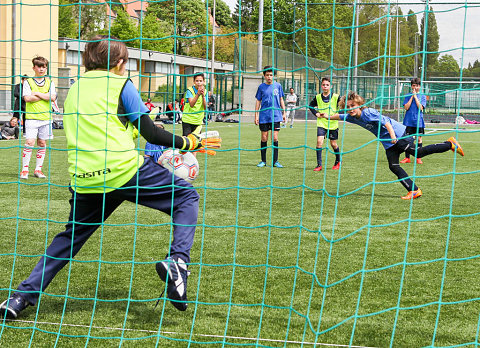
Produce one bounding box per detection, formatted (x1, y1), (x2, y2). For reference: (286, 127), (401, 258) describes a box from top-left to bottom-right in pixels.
(15, 157), (199, 306)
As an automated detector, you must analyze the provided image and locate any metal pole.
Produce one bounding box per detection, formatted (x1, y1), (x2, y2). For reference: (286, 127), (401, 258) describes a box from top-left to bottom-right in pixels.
(354, 2), (359, 91)
(395, 0), (400, 119)
(210, 0), (216, 94)
(148, 72), (152, 98)
(414, 33), (418, 76)
(292, 3), (296, 88)
(257, 0), (264, 71)
(11, 0), (17, 109)
(423, 0), (428, 80)
(377, 5), (381, 75)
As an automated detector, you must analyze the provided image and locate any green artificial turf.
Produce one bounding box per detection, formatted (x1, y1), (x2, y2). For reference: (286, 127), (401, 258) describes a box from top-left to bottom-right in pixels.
(0, 121), (479, 347)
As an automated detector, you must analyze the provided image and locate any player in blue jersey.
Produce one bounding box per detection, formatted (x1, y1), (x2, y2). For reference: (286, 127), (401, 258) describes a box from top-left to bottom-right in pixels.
(401, 77), (427, 164)
(318, 92), (464, 200)
(254, 66), (286, 168)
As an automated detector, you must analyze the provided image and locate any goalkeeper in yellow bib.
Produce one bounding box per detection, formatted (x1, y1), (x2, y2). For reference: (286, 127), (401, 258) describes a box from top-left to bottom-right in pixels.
(182, 73), (207, 142)
(309, 77), (342, 171)
(0, 35), (204, 318)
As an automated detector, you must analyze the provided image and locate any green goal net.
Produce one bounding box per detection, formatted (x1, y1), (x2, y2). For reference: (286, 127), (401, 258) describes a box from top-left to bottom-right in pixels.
(1, 1), (480, 347)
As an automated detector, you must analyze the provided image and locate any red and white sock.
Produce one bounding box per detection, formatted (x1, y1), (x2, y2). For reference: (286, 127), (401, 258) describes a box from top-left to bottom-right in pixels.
(35, 148), (46, 172)
(22, 146), (33, 172)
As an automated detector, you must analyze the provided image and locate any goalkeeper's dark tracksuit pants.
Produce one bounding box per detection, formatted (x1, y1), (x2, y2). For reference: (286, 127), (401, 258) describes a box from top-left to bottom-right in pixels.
(386, 134), (452, 192)
(15, 157), (199, 306)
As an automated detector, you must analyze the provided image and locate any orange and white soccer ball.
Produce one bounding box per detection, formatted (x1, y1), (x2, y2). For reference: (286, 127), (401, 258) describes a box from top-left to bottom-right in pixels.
(158, 149), (199, 183)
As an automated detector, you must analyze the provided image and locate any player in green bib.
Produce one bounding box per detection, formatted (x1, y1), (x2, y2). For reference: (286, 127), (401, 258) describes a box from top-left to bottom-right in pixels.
(308, 77), (342, 171)
(1, 35), (204, 318)
(20, 56), (57, 179)
(182, 73), (207, 139)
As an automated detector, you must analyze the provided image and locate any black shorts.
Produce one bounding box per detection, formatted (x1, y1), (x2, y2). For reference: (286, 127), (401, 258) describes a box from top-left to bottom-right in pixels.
(182, 122), (202, 136)
(259, 122), (281, 132)
(317, 127), (339, 140)
(405, 126), (425, 135)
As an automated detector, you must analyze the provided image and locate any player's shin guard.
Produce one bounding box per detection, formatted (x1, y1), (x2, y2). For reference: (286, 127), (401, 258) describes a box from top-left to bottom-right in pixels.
(334, 147), (340, 164)
(316, 147), (322, 166)
(389, 163), (418, 191)
(261, 141), (267, 163)
(273, 141), (279, 164)
(22, 146), (33, 172)
(35, 148), (46, 171)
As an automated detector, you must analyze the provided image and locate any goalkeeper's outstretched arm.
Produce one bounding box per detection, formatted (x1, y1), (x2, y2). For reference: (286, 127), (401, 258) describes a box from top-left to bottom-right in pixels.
(132, 114), (200, 151)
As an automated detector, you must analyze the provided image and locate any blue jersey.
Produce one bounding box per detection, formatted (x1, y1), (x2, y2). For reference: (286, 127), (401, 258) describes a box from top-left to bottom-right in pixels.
(255, 82), (285, 124)
(121, 80), (150, 123)
(185, 86), (199, 101)
(339, 108), (406, 149)
(403, 93), (426, 128)
(145, 142), (166, 163)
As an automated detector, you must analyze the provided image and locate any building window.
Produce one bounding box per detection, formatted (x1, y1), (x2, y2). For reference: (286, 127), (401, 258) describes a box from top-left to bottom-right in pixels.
(66, 50), (83, 65)
(145, 61), (155, 73)
(155, 62), (179, 75)
(127, 58), (137, 71)
(194, 67), (206, 74)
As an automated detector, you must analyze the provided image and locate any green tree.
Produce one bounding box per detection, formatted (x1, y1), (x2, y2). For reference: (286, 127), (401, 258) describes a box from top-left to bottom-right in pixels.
(357, 3), (389, 74)
(110, 7), (139, 47)
(139, 13), (174, 53)
(58, 0), (75, 38)
(75, 1), (108, 39)
(147, 0), (208, 56)
(295, 2), (354, 67)
(58, 0), (108, 39)
(213, 0), (234, 28)
(434, 54), (459, 75)
(463, 62), (480, 77)
(420, 6), (440, 75)
(406, 9), (418, 48)
(233, 0), (257, 32)
(232, 0), (293, 48)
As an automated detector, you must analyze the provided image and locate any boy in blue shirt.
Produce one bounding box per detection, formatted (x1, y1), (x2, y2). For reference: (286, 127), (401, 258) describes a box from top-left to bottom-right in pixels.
(319, 92), (464, 200)
(401, 77), (427, 164)
(254, 66), (286, 168)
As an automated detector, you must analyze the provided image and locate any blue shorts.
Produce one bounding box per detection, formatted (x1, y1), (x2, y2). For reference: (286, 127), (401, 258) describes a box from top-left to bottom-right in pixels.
(317, 127), (338, 140)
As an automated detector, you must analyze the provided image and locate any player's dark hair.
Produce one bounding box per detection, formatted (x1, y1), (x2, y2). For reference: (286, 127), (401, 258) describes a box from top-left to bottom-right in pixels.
(32, 56), (48, 68)
(193, 73), (205, 81)
(411, 77), (421, 86)
(321, 77), (331, 84)
(83, 35), (129, 72)
(263, 66), (274, 76)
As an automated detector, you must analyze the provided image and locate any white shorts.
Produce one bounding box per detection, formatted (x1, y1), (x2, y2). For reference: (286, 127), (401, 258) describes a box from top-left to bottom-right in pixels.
(25, 119), (53, 140)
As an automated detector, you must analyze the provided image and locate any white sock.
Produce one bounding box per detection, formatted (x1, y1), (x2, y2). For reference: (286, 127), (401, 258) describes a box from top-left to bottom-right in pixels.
(35, 148), (46, 172)
(22, 146), (33, 172)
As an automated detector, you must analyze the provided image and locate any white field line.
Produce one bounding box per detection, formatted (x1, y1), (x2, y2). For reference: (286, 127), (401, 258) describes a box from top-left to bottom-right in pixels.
(4, 319), (375, 348)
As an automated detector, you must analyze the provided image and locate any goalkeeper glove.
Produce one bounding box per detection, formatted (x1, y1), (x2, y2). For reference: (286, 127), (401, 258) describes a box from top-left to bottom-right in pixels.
(197, 131), (222, 155)
(181, 133), (202, 151)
